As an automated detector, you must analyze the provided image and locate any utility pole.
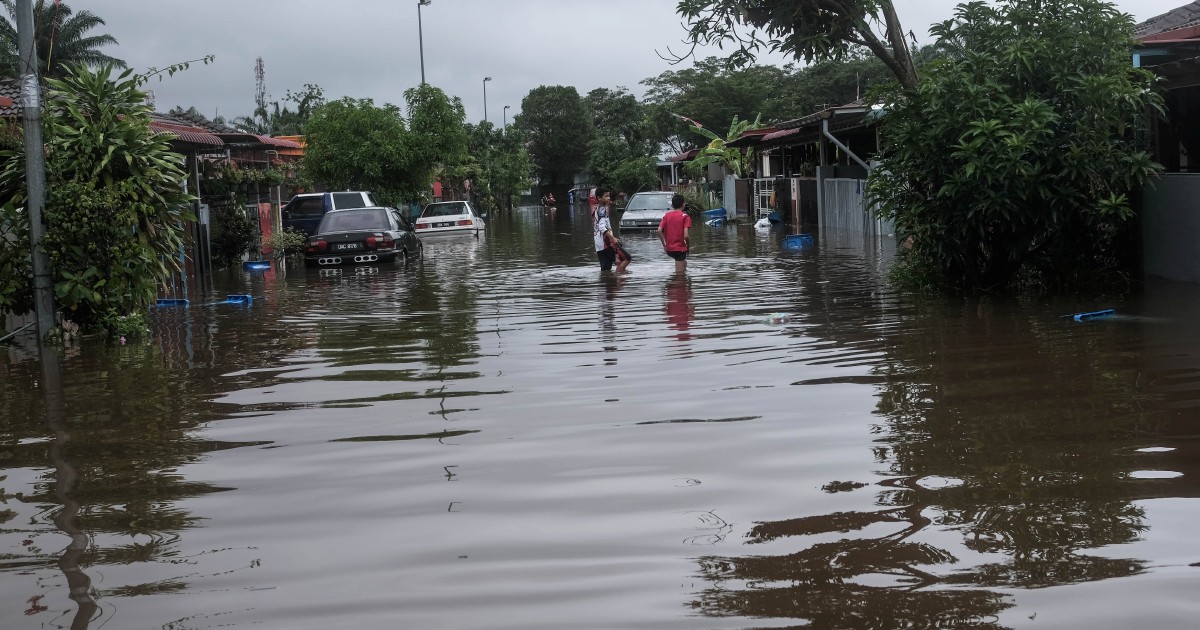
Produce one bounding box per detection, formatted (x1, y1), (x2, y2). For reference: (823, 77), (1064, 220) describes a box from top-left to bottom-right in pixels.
(17, 0), (54, 341)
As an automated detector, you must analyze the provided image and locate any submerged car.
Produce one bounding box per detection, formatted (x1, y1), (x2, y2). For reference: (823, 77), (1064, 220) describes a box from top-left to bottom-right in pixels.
(303, 207), (422, 268)
(414, 201), (486, 236)
(618, 191), (674, 230)
(283, 191), (378, 236)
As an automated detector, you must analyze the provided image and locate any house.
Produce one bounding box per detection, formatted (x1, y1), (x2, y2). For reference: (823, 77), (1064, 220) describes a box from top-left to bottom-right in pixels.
(1135, 1), (1200, 282)
(719, 101), (888, 239)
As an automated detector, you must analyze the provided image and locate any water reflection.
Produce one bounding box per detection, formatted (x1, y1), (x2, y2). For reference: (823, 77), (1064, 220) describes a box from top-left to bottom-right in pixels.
(3, 212), (1200, 629)
(664, 273), (694, 345)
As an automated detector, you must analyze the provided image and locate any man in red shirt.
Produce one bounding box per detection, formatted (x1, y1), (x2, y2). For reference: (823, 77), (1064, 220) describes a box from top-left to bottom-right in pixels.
(658, 194), (692, 273)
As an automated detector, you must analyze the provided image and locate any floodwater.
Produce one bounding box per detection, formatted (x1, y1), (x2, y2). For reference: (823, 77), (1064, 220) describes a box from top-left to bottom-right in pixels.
(3, 204), (1200, 630)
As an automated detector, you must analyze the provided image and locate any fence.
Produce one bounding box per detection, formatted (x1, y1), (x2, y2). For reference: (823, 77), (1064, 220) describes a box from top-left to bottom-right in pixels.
(821, 177), (892, 239)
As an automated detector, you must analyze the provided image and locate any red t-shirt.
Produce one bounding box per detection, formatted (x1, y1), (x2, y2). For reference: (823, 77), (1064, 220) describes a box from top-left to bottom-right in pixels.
(658, 210), (691, 252)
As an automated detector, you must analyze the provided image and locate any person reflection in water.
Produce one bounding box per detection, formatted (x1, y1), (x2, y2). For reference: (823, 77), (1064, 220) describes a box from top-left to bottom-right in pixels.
(665, 273), (694, 342)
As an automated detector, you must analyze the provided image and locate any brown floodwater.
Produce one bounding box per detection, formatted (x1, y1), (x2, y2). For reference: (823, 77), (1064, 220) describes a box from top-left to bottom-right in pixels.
(3, 204), (1200, 629)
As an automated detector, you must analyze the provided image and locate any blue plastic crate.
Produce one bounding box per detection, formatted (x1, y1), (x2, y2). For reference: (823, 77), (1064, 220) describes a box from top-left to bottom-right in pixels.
(783, 233), (814, 250)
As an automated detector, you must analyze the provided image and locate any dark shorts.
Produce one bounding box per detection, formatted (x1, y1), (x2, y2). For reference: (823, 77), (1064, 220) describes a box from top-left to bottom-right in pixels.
(667, 250), (688, 261)
(597, 247), (616, 270)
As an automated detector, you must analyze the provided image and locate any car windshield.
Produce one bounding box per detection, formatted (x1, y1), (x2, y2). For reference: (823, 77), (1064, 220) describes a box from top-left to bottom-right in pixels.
(626, 194), (671, 212)
(422, 202), (468, 218)
(318, 209), (389, 232)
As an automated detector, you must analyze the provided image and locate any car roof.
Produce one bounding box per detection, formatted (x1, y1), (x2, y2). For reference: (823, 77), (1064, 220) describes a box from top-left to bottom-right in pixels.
(632, 191), (672, 196)
(325, 206), (391, 212)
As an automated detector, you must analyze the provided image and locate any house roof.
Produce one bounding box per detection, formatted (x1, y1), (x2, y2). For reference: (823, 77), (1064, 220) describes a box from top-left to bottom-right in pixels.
(668, 148), (699, 162)
(1136, 1), (1200, 40)
(725, 127), (777, 148)
(148, 115), (223, 147)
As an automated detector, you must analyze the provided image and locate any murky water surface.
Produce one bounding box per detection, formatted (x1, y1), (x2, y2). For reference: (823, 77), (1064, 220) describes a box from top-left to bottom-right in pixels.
(4, 205), (1200, 629)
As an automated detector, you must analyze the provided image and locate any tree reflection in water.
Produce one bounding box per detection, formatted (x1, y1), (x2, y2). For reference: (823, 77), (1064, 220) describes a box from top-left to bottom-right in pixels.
(690, 292), (1157, 629)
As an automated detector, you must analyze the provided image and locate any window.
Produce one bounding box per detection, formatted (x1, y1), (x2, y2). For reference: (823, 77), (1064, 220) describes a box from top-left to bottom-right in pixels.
(332, 192), (369, 209)
(289, 197), (326, 217)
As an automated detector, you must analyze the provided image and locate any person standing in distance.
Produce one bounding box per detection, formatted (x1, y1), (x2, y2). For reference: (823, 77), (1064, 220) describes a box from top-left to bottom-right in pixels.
(593, 187), (622, 271)
(658, 194), (692, 273)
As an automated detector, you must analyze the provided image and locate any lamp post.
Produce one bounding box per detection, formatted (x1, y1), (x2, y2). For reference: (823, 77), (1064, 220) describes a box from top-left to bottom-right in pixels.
(503, 105), (510, 129)
(482, 76), (491, 124)
(417, 0), (431, 84)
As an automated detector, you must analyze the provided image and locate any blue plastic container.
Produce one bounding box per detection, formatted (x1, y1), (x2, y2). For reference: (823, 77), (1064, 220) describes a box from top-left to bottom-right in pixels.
(702, 207), (727, 220)
(225, 294), (253, 305)
(783, 233), (814, 250)
(705, 217), (725, 228)
(243, 260), (271, 271)
(155, 298), (189, 307)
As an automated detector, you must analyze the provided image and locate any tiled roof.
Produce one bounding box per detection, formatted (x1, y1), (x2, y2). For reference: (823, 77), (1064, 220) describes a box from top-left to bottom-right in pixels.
(1136, 1), (1200, 39)
(0, 78), (18, 116)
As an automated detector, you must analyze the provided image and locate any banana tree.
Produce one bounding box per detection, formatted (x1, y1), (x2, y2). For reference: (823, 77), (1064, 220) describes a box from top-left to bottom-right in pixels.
(682, 113), (762, 178)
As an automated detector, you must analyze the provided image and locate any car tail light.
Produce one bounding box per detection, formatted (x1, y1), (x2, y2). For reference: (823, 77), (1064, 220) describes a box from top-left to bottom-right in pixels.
(456, 219), (472, 226)
(380, 236), (394, 248)
(306, 239), (328, 254)
(366, 236), (377, 249)
(416, 222), (429, 229)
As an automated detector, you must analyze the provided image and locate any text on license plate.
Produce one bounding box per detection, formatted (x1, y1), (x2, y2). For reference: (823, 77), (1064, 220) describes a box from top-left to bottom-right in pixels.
(334, 242), (361, 251)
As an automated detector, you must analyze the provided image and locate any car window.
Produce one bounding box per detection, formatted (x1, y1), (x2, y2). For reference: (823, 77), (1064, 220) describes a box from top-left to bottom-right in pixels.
(332, 192), (369, 209)
(318, 209), (389, 232)
(288, 197), (326, 217)
(626, 194), (671, 211)
(422, 202), (468, 217)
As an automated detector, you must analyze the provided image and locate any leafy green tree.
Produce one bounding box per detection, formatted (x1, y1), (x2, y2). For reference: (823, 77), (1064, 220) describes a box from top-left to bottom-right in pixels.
(301, 97), (417, 204)
(675, 0), (918, 89)
(868, 0), (1163, 292)
(584, 87), (659, 195)
(514, 85), (592, 185)
(405, 83), (469, 191)
(641, 58), (787, 153)
(0, 64), (193, 334)
(454, 122), (534, 211)
(0, 0), (125, 78)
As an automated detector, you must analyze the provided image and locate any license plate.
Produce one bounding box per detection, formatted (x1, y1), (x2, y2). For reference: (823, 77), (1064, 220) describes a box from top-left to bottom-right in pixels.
(334, 242), (361, 251)
(436, 221), (457, 228)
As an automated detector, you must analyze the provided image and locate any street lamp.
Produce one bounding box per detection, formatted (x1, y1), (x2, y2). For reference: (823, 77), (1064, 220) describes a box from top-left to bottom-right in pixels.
(503, 105), (510, 129)
(482, 76), (491, 124)
(417, 0), (431, 84)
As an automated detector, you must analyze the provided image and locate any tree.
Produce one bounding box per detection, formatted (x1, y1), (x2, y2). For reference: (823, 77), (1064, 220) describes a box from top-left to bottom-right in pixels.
(674, 0), (918, 90)
(231, 83), (325, 136)
(0, 64), (192, 334)
(301, 97), (417, 205)
(514, 85), (592, 185)
(584, 87), (659, 194)
(0, 0), (125, 78)
(405, 83), (469, 179)
(687, 113), (762, 179)
(868, 0), (1163, 293)
(642, 58), (787, 153)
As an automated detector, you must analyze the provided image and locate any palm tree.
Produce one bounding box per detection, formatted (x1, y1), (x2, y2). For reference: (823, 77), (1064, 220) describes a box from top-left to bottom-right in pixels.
(0, 0), (125, 79)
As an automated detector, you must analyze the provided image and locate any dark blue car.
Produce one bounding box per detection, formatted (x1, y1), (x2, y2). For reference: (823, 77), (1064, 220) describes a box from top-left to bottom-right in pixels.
(282, 191), (378, 236)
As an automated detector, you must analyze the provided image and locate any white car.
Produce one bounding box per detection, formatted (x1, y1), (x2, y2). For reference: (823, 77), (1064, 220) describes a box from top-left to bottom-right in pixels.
(415, 201), (486, 236)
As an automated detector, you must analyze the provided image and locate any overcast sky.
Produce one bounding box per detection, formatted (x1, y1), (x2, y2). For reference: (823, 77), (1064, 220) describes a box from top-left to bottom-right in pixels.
(87, 0), (1187, 126)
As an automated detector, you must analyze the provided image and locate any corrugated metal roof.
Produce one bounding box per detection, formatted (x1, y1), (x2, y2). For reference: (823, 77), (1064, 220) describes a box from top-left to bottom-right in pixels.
(762, 128), (800, 142)
(1136, 1), (1200, 39)
(149, 119), (223, 146)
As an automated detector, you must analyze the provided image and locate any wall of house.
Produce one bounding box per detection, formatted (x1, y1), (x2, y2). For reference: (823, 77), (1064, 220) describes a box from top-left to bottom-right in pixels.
(1143, 173), (1200, 283)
